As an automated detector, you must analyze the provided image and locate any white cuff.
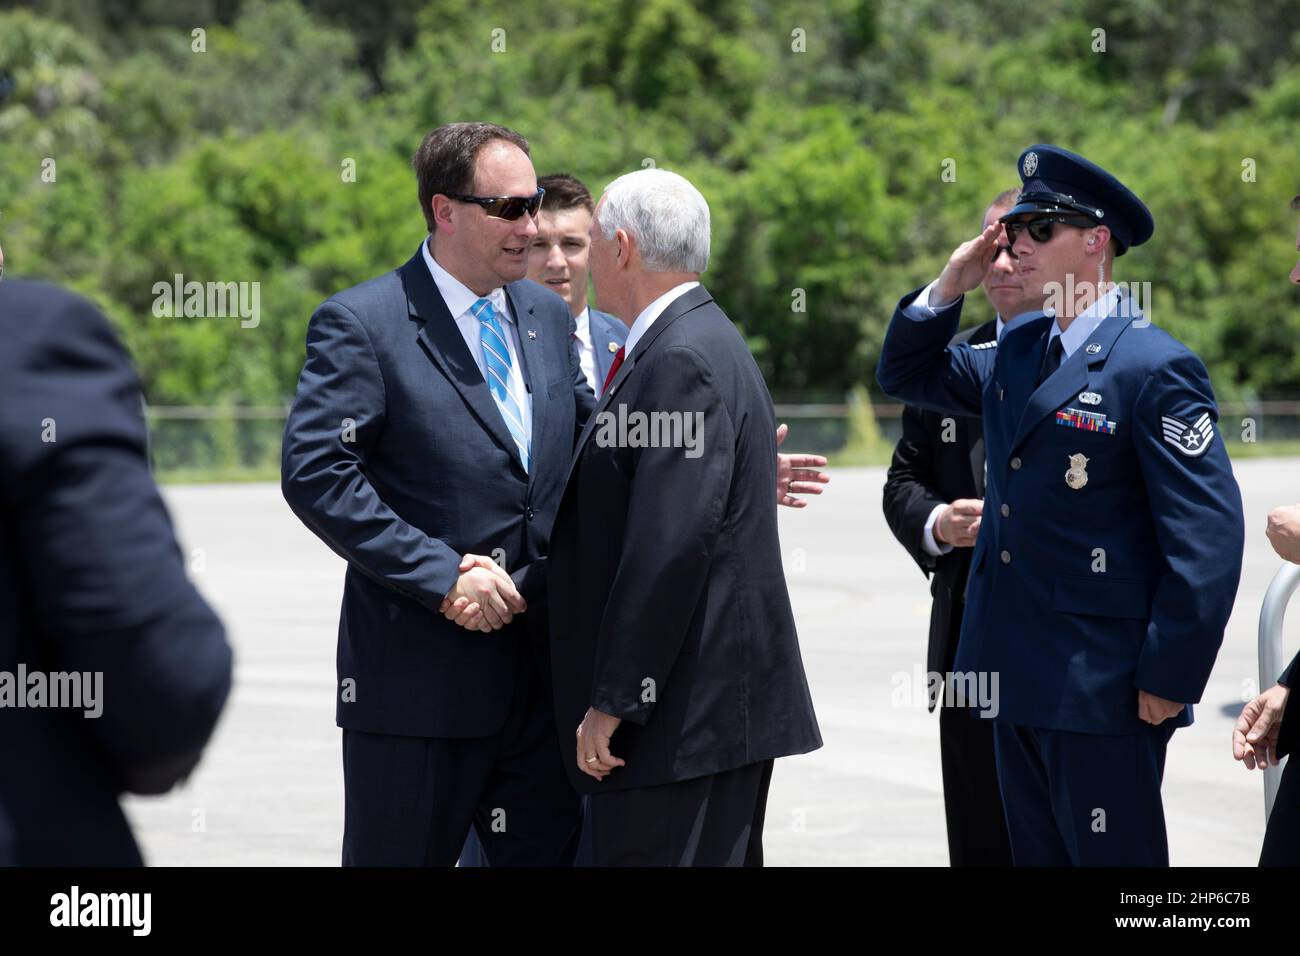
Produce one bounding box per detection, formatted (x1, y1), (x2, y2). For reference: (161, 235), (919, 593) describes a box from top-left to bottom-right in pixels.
(902, 279), (961, 320)
(922, 502), (954, 556)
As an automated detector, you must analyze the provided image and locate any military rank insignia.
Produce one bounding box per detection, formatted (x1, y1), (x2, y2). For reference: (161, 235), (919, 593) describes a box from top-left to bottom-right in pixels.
(1161, 412), (1215, 457)
(1065, 453), (1089, 489)
(1055, 407), (1117, 434)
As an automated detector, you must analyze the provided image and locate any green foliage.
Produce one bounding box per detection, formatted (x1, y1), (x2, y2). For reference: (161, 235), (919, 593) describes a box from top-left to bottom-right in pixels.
(2, 0), (1299, 414)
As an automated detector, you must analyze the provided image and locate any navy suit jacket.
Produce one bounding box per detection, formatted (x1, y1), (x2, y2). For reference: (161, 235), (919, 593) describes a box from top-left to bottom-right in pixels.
(282, 246), (596, 739)
(548, 285), (822, 793)
(588, 306), (628, 389)
(877, 287), (1244, 735)
(0, 280), (232, 865)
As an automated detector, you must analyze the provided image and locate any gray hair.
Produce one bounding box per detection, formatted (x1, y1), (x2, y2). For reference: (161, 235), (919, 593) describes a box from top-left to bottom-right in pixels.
(596, 169), (710, 272)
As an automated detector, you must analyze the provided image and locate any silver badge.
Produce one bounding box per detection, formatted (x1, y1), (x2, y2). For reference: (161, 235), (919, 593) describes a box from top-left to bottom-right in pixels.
(1065, 453), (1089, 490)
(1078, 391), (1102, 405)
(527, 329), (537, 339)
(1085, 342), (1102, 354)
(1023, 152), (1039, 177)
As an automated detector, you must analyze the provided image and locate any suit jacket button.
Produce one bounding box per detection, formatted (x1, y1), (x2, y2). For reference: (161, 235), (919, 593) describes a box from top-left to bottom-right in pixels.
(1000, 550), (1011, 564)
(525, 507), (535, 521)
(1010, 457), (1022, 470)
(1000, 504), (1010, 517)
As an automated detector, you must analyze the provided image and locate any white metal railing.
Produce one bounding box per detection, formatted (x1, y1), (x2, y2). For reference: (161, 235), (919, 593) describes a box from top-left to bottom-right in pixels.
(1258, 561), (1300, 820)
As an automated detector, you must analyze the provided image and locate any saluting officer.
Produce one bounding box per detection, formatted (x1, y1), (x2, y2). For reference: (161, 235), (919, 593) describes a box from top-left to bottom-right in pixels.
(877, 144), (1245, 866)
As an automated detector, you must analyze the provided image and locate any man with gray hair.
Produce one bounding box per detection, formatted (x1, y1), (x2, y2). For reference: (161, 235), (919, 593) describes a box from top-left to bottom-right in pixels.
(546, 169), (822, 865)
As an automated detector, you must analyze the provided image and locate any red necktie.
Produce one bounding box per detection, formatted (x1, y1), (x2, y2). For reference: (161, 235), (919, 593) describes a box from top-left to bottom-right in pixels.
(601, 346), (625, 395)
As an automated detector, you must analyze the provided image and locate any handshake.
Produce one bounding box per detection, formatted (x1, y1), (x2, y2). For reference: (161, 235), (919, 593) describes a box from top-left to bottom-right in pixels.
(438, 554), (527, 632)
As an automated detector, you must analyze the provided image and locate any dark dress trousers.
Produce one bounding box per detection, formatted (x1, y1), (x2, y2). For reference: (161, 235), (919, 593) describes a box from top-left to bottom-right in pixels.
(0, 279), (233, 865)
(882, 319), (1012, 866)
(282, 246), (596, 866)
(547, 284), (822, 866)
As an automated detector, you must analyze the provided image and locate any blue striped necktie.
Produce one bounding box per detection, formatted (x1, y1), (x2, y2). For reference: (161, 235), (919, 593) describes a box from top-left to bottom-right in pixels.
(473, 297), (530, 472)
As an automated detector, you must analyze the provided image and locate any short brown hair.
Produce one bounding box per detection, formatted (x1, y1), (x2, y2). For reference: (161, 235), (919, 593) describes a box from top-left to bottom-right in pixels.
(537, 173), (594, 215)
(412, 122), (530, 232)
(983, 188), (1020, 226)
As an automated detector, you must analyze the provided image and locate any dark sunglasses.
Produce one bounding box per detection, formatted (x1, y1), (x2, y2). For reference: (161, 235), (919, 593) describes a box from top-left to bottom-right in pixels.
(1003, 215), (1098, 246)
(445, 187), (545, 221)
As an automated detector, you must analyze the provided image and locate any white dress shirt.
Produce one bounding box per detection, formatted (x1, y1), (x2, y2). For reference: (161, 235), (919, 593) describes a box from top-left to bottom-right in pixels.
(908, 281), (1122, 557)
(623, 281), (701, 359)
(571, 305), (598, 394)
(421, 240), (532, 446)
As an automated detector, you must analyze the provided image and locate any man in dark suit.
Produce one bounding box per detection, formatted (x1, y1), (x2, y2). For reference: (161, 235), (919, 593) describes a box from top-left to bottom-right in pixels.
(882, 189), (1028, 866)
(0, 277), (232, 865)
(455, 168), (829, 868)
(547, 168), (822, 866)
(529, 173), (629, 392)
(1230, 191), (1300, 866)
(282, 122), (596, 866)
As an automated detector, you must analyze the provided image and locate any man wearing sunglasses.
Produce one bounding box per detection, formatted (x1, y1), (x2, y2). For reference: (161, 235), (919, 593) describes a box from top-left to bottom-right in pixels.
(283, 122), (595, 866)
(878, 144), (1244, 865)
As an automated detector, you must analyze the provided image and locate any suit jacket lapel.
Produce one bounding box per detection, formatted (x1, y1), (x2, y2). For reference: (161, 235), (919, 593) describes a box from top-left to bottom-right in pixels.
(565, 285), (714, 485)
(400, 252), (525, 475)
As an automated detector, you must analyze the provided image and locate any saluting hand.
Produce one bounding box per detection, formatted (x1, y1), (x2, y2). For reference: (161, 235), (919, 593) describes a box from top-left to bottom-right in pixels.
(932, 223), (1002, 307)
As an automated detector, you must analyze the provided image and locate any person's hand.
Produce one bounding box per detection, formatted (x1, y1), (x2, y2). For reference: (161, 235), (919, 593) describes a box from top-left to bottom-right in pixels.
(934, 498), (982, 548)
(1233, 683), (1290, 769)
(439, 554), (525, 632)
(1137, 689), (1185, 725)
(932, 223), (1002, 306)
(775, 423), (830, 508)
(576, 707), (625, 780)
(1265, 504), (1300, 564)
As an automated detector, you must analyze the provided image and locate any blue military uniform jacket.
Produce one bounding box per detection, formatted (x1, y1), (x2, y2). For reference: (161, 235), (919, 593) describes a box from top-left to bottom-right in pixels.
(877, 286), (1245, 735)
